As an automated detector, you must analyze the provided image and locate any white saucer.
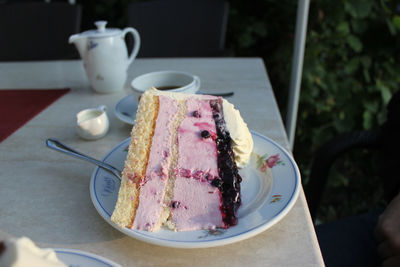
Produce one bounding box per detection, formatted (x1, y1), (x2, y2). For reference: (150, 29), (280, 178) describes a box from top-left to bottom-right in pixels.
(114, 95), (137, 125)
(55, 248), (121, 267)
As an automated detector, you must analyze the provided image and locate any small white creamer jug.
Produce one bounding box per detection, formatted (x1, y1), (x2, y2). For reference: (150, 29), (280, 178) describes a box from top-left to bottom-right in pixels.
(69, 21), (140, 94)
(76, 105), (109, 140)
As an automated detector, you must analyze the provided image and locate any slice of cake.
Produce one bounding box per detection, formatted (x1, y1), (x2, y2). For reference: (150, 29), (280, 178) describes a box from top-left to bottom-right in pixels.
(111, 88), (253, 232)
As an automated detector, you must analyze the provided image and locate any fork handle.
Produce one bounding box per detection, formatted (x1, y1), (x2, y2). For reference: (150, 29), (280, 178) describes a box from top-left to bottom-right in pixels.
(45, 138), (121, 180)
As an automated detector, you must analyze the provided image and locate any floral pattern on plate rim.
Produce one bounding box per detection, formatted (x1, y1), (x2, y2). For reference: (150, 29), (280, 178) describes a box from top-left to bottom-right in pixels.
(255, 153), (285, 204)
(256, 153), (285, 172)
(270, 194), (283, 203)
(198, 229), (226, 239)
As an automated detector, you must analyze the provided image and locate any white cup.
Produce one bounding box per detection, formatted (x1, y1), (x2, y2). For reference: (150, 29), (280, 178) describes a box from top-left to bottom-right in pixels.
(130, 70), (200, 102)
(76, 105), (109, 140)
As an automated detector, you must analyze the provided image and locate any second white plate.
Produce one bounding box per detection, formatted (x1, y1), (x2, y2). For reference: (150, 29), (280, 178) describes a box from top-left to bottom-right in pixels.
(55, 248), (121, 267)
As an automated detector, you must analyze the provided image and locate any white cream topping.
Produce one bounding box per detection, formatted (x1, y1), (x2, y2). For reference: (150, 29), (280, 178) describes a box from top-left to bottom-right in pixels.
(0, 237), (66, 267)
(222, 99), (253, 168)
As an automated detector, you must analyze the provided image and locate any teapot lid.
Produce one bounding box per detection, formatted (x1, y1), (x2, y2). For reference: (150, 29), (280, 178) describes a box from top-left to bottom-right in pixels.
(79, 21), (121, 38)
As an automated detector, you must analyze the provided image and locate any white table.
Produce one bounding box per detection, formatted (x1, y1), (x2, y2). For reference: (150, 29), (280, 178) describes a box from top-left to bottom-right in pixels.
(0, 58), (324, 266)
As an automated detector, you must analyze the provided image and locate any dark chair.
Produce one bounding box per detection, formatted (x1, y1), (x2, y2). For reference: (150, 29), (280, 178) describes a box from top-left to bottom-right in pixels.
(305, 90), (400, 222)
(126, 0), (229, 57)
(0, 2), (82, 61)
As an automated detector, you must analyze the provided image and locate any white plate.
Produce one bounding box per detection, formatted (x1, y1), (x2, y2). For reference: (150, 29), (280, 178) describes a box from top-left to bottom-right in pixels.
(55, 248), (121, 267)
(114, 95), (137, 125)
(90, 131), (301, 248)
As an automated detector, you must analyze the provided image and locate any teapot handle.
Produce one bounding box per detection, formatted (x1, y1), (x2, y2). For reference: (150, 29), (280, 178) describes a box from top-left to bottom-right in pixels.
(123, 27), (141, 66)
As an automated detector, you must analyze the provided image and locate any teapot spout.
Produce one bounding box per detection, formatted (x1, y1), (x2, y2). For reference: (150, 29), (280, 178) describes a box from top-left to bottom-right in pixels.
(69, 34), (86, 58)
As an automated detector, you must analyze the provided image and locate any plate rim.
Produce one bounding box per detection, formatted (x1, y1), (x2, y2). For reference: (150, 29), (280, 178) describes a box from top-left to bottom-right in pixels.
(89, 131), (301, 248)
(54, 248), (122, 267)
(114, 94), (135, 125)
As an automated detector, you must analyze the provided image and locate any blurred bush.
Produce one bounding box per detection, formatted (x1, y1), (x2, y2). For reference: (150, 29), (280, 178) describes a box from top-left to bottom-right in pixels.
(79, 0), (400, 222)
(296, 0), (400, 221)
(228, 0), (400, 222)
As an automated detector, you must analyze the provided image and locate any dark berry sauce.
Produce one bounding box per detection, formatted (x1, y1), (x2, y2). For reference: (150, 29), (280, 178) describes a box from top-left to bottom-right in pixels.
(192, 110), (201, 118)
(210, 99), (242, 227)
(211, 177), (223, 188)
(201, 130), (211, 138)
(171, 201), (181, 209)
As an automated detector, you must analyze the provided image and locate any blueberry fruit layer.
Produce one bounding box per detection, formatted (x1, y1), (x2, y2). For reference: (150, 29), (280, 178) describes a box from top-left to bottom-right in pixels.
(210, 99), (242, 227)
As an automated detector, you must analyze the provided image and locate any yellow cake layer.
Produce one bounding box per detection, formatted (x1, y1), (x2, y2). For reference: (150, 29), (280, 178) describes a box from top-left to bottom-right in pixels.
(160, 99), (187, 230)
(111, 93), (159, 228)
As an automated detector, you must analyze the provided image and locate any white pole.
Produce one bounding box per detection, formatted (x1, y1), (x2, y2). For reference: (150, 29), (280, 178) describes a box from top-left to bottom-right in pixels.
(286, 0), (310, 150)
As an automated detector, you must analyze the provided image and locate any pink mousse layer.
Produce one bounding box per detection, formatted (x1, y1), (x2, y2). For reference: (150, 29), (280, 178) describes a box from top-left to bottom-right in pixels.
(172, 97), (224, 231)
(132, 96), (178, 231)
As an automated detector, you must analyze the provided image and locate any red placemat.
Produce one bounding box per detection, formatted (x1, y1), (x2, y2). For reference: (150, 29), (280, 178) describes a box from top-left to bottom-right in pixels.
(0, 89), (70, 142)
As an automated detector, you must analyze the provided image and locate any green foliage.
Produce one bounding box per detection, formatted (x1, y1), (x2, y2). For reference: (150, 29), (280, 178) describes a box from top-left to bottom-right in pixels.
(300, 0), (399, 144)
(294, 0), (399, 221)
(227, 0), (400, 221)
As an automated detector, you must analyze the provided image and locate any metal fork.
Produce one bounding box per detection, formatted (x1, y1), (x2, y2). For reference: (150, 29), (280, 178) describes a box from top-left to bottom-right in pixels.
(46, 138), (122, 181)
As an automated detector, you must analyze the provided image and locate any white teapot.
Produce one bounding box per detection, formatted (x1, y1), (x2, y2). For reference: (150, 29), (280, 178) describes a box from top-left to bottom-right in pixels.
(69, 21), (140, 94)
